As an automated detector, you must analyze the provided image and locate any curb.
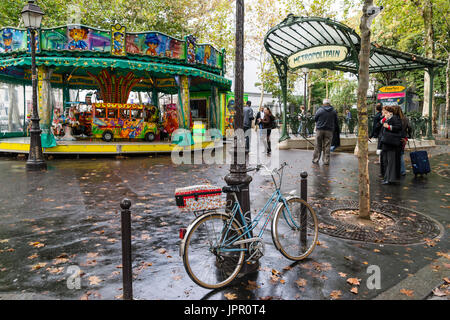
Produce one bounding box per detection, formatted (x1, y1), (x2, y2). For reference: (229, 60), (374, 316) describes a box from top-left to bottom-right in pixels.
(373, 256), (449, 300)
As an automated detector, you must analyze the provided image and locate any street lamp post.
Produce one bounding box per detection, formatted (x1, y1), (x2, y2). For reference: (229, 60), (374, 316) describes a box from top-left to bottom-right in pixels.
(22, 0), (46, 171)
(224, 0), (253, 236)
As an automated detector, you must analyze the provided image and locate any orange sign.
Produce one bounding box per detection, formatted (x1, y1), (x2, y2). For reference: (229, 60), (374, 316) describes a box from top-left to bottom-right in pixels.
(379, 86), (406, 93)
(92, 103), (145, 110)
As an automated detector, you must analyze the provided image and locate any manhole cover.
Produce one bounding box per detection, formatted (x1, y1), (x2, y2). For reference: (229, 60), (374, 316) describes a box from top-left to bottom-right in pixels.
(311, 199), (443, 245)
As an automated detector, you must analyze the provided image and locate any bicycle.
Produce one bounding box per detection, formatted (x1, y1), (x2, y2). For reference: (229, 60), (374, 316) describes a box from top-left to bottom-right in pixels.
(179, 162), (319, 289)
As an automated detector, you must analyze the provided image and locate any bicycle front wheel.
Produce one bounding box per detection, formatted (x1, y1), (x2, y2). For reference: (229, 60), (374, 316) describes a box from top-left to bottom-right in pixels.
(182, 212), (246, 289)
(272, 197), (318, 261)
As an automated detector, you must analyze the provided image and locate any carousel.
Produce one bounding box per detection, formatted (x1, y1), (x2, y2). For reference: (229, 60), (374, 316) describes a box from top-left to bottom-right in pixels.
(0, 23), (235, 155)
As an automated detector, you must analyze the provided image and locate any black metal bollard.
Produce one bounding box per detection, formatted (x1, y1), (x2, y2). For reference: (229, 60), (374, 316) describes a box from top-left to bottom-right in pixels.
(120, 198), (133, 300)
(300, 171), (308, 249)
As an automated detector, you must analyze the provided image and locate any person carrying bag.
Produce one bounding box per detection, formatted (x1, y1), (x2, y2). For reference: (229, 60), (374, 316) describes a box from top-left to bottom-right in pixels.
(379, 106), (402, 185)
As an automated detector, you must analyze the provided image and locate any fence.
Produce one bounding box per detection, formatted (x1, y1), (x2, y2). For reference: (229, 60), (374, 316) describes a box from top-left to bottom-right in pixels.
(286, 112), (431, 140)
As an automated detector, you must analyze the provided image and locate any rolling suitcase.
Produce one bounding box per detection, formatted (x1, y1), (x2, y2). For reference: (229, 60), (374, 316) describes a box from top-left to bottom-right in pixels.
(409, 140), (431, 177)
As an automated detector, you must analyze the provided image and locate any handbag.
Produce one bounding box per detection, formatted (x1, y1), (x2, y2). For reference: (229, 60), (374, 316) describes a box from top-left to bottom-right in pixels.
(271, 116), (277, 129)
(381, 130), (401, 147)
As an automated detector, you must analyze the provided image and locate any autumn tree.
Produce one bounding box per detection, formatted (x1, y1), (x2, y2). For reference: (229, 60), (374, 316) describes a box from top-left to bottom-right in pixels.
(356, 0), (376, 219)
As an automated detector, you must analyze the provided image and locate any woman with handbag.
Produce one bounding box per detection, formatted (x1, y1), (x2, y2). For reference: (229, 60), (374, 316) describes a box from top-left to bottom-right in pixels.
(380, 106), (402, 185)
(261, 107), (275, 155)
(394, 106), (412, 176)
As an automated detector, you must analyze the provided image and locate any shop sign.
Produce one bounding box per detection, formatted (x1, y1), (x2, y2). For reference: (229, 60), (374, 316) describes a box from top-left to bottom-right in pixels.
(288, 45), (348, 68)
(378, 86), (406, 93)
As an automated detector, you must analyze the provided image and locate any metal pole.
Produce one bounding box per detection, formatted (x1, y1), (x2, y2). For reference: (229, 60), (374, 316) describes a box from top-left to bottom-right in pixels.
(426, 68), (434, 140)
(304, 73), (307, 109)
(225, 0), (253, 235)
(120, 198), (133, 300)
(26, 28), (47, 171)
(300, 171), (308, 249)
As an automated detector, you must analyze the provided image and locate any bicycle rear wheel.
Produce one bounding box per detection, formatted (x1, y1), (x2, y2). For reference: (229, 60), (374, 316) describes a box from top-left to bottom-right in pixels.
(182, 212), (246, 289)
(272, 197), (318, 261)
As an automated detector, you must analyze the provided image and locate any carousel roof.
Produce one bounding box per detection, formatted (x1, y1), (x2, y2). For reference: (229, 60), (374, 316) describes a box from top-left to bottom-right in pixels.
(0, 24), (231, 92)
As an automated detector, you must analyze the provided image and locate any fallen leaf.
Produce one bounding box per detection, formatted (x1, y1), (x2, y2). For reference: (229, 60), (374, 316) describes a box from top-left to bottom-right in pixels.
(350, 287), (358, 294)
(28, 254), (38, 260)
(400, 289), (414, 297)
(245, 280), (260, 290)
(347, 278), (361, 286)
(224, 292), (237, 300)
(432, 288), (447, 297)
(29, 241), (45, 248)
(338, 272), (347, 278)
(88, 276), (102, 286)
(330, 290), (342, 300)
(46, 266), (64, 274)
(53, 258), (69, 265)
(295, 278), (307, 287)
(31, 262), (47, 271)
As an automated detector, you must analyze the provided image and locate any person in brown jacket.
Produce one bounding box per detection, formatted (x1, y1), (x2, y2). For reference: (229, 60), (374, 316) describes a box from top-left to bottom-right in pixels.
(261, 107), (275, 154)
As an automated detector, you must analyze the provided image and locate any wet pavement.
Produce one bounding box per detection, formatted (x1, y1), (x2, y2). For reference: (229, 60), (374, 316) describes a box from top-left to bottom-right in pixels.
(0, 134), (448, 300)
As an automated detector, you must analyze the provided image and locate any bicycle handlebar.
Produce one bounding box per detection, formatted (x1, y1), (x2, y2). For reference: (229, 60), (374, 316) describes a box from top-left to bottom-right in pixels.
(248, 162), (288, 174)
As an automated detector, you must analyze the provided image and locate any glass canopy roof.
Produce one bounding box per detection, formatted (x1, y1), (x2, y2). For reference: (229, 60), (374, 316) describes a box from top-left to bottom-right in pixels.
(264, 15), (445, 74)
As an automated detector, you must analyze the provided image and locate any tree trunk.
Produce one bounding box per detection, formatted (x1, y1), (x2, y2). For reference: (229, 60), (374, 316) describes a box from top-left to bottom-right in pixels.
(356, 0), (373, 220)
(446, 54), (450, 139)
(421, 0), (436, 133)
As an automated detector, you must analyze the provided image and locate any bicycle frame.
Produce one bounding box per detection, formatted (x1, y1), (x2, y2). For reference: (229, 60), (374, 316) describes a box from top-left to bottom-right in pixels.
(220, 165), (299, 253)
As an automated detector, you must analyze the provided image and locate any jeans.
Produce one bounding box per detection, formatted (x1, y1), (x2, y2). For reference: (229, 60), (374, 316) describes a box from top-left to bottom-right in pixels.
(244, 126), (251, 151)
(400, 151), (406, 175)
(297, 121), (309, 135)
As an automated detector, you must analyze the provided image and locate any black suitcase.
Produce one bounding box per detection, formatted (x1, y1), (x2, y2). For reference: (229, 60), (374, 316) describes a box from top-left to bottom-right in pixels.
(410, 150), (431, 176)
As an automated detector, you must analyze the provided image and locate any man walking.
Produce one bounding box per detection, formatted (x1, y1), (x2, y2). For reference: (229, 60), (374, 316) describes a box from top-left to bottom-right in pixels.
(312, 99), (338, 165)
(243, 101), (254, 152)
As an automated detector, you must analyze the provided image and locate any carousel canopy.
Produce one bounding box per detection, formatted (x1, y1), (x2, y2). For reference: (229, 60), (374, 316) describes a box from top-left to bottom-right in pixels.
(0, 23), (231, 93)
(264, 15), (445, 74)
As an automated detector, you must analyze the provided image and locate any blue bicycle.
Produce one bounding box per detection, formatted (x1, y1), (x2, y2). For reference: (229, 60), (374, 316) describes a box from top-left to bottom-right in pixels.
(180, 162), (319, 289)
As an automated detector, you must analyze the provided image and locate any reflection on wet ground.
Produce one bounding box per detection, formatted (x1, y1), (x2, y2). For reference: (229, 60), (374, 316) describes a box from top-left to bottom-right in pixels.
(0, 144), (448, 300)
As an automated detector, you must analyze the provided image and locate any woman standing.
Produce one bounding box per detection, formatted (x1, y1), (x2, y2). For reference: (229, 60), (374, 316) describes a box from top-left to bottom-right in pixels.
(261, 107), (275, 155)
(380, 106), (402, 185)
(394, 106), (412, 176)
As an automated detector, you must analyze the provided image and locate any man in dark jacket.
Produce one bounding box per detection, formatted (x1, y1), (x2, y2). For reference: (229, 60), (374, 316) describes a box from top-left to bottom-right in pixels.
(243, 101), (254, 152)
(370, 103), (383, 139)
(312, 99), (338, 165)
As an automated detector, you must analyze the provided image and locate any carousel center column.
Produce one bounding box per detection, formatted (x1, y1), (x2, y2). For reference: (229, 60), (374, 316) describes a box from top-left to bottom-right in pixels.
(37, 65), (57, 148)
(175, 75), (192, 146)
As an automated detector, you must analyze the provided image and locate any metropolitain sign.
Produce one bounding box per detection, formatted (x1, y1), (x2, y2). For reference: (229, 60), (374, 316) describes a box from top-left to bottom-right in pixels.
(287, 45), (348, 69)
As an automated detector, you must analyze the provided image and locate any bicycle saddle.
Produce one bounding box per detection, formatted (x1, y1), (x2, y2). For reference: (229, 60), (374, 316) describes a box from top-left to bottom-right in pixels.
(222, 184), (247, 193)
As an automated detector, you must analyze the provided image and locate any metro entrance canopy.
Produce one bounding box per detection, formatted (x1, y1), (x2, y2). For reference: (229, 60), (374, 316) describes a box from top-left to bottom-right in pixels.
(264, 14), (446, 141)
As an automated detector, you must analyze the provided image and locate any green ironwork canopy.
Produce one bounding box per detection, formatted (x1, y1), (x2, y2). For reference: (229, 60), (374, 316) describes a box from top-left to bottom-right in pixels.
(264, 15), (445, 74)
(264, 15), (446, 141)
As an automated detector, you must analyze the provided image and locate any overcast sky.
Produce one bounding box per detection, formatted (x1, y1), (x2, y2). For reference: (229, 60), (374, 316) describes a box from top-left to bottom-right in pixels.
(242, 0), (355, 94)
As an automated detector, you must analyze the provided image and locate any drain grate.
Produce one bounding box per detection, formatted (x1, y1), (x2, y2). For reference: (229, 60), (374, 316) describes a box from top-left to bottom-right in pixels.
(311, 199), (442, 245)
